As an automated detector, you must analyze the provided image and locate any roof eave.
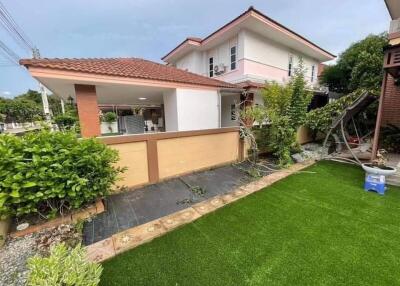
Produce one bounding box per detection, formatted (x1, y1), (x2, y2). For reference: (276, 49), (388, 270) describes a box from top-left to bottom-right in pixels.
(21, 63), (239, 90)
(162, 6), (335, 63)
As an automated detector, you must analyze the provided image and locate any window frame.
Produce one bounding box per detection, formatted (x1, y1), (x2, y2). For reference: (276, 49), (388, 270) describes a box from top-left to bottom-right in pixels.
(230, 103), (237, 121)
(311, 65), (315, 82)
(230, 46), (237, 71)
(209, 57), (214, 77)
(288, 55), (293, 77)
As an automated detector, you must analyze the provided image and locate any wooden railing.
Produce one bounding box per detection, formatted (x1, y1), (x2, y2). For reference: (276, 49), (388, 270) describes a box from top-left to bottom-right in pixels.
(384, 45), (400, 78)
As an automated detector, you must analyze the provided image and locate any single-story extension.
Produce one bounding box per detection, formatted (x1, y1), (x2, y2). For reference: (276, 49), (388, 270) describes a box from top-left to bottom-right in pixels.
(20, 58), (243, 137)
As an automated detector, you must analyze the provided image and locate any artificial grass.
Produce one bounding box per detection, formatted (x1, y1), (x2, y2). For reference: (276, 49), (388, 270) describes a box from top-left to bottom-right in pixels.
(100, 161), (400, 286)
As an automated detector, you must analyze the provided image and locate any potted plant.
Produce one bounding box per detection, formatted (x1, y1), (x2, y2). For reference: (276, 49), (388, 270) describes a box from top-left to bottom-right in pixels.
(100, 112), (118, 134)
(362, 149), (397, 175)
(362, 149), (397, 195)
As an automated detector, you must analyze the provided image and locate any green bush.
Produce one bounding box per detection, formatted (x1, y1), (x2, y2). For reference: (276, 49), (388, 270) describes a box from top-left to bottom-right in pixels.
(27, 243), (102, 286)
(101, 112), (117, 123)
(0, 130), (123, 219)
(252, 127), (271, 154)
(53, 113), (78, 131)
(246, 58), (311, 166)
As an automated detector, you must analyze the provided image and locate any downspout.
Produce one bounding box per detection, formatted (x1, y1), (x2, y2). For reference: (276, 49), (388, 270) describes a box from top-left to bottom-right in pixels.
(217, 90), (222, 128)
(371, 70), (388, 160)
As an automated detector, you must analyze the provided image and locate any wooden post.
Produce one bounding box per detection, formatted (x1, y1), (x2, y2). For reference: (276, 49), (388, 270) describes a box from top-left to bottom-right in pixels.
(371, 71), (388, 160)
(146, 140), (159, 183)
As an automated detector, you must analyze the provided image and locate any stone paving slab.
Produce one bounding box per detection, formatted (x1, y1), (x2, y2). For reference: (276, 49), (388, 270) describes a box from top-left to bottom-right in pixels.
(85, 161), (315, 262)
(159, 207), (201, 231)
(180, 165), (253, 199)
(86, 238), (115, 263)
(112, 220), (167, 254)
(83, 165), (252, 245)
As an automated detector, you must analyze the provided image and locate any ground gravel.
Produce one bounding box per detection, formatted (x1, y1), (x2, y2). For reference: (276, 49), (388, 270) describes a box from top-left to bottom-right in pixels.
(0, 234), (38, 286)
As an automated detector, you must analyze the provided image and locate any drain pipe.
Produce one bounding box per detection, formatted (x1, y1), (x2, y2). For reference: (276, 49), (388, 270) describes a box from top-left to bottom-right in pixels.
(217, 91), (222, 128)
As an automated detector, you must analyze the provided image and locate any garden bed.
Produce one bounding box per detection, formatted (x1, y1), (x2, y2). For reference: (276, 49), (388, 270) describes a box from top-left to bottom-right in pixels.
(10, 199), (104, 238)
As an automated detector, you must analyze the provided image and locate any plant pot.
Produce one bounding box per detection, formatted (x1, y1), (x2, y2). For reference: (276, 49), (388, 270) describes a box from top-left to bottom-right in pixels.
(0, 217), (11, 248)
(362, 163), (397, 176)
(100, 121), (118, 134)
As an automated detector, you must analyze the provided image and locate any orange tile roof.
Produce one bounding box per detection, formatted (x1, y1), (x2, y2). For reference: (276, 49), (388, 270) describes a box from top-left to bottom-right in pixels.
(20, 58), (239, 89)
(237, 80), (266, 89)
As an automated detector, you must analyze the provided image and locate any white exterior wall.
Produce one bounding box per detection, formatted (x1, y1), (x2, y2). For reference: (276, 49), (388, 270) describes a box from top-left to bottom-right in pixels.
(170, 30), (321, 88)
(163, 89), (179, 131)
(174, 51), (206, 76)
(175, 88), (220, 131)
(242, 30), (319, 86)
(221, 94), (240, 127)
(206, 36), (238, 73)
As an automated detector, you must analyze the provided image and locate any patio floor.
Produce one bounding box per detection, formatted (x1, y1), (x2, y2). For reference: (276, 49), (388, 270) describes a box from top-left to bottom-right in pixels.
(83, 162), (274, 245)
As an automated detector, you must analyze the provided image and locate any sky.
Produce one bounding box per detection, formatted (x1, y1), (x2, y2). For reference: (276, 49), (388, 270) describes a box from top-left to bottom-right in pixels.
(0, 0), (391, 98)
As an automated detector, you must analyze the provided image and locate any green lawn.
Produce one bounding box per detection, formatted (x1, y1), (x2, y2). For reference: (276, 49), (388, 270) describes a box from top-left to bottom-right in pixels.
(100, 161), (400, 286)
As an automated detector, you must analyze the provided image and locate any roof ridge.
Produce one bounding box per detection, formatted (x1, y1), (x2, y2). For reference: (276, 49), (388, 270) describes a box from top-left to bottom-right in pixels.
(162, 6), (335, 61)
(19, 57), (239, 89)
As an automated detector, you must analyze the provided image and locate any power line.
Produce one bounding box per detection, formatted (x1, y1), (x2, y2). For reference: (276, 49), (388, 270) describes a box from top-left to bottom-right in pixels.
(0, 1), (34, 52)
(0, 39), (19, 64)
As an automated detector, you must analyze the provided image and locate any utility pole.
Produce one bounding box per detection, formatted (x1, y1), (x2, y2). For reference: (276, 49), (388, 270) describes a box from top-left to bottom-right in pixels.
(32, 47), (51, 121)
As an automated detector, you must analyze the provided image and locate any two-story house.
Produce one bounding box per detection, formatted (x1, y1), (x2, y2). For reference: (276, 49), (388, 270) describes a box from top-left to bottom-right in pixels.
(20, 7), (335, 137)
(163, 6), (335, 127)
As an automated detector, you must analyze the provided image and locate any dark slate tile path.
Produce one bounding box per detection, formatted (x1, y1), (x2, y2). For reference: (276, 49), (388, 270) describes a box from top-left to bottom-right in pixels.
(83, 163), (271, 245)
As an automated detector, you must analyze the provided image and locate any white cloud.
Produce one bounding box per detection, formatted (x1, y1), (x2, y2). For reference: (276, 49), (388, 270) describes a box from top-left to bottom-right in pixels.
(2, 91), (11, 96)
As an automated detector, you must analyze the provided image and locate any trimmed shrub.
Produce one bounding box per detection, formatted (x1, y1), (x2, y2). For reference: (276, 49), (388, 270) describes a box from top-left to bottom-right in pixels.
(101, 112), (117, 123)
(53, 113), (78, 131)
(27, 243), (102, 286)
(0, 130), (123, 219)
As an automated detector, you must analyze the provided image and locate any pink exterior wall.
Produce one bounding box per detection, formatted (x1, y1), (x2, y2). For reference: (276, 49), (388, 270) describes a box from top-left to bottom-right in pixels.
(215, 59), (288, 84)
(243, 59), (288, 83)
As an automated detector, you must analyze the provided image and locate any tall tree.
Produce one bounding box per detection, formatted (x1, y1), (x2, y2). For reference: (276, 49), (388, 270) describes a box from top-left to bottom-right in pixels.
(321, 33), (388, 93)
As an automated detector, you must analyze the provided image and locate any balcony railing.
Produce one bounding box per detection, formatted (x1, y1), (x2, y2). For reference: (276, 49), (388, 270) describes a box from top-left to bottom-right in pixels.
(384, 44), (400, 78)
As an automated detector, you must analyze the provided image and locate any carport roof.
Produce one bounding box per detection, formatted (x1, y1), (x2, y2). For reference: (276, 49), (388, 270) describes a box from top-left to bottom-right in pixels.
(19, 57), (239, 89)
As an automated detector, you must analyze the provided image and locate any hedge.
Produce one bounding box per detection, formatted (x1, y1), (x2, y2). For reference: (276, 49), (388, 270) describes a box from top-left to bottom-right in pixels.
(0, 130), (123, 219)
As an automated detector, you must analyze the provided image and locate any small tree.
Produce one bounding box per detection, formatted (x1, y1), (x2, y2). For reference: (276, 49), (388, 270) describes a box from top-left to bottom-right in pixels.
(287, 58), (313, 129)
(247, 58), (312, 166)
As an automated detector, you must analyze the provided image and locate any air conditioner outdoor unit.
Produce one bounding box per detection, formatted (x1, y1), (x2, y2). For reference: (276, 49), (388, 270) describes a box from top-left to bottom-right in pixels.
(214, 64), (226, 75)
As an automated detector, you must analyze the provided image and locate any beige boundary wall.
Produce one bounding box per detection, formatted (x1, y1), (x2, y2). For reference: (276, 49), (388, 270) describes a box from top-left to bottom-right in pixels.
(100, 127), (244, 190)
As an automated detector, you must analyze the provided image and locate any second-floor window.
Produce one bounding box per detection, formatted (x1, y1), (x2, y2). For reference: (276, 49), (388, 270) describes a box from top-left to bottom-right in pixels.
(209, 57), (214, 77)
(230, 104), (237, 120)
(288, 55), (293, 77)
(311, 65), (315, 82)
(230, 46), (237, 70)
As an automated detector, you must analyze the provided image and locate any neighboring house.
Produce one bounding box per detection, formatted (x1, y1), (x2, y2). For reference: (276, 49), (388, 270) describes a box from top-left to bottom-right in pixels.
(163, 6), (335, 125)
(20, 6), (334, 138)
(372, 0), (400, 158)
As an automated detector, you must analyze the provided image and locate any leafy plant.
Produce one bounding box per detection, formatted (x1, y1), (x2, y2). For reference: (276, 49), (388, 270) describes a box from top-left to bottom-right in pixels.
(101, 112), (117, 123)
(304, 90), (368, 136)
(0, 98), (43, 123)
(0, 130), (124, 219)
(27, 243), (102, 286)
(246, 58), (312, 166)
(53, 112), (78, 131)
(321, 33), (388, 93)
(252, 127), (271, 154)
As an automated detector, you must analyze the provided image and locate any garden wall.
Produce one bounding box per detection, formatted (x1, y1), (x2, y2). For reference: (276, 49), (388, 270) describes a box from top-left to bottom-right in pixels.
(100, 127), (243, 190)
